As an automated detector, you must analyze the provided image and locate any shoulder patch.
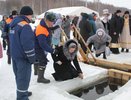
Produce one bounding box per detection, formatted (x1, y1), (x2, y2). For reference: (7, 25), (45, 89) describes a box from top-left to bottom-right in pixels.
(35, 24), (49, 37)
(18, 21), (28, 27)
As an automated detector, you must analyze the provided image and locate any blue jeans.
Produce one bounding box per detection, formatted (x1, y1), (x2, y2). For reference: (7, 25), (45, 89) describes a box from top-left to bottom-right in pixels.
(12, 58), (31, 100)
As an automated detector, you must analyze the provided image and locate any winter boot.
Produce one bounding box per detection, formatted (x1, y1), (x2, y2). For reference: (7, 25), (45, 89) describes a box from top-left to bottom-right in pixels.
(37, 67), (50, 83)
(126, 49), (129, 53)
(34, 64), (38, 75)
(121, 48), (124, 52)
(7, 55), (11, 64)
(103, 52), (107, 59)
(28, 91), (32, 97)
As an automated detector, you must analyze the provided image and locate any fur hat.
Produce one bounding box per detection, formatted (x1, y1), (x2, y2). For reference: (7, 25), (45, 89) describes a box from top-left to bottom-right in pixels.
(68, 43), (77, 49)
(20, 6), (33, 15)
(116, 10), (121, 14)
(103, 9), (109, 15)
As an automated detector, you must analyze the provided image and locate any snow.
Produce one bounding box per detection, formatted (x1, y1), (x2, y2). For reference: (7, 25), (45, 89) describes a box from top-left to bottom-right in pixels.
(0, 49), (107, 100)
(97, 79), (131, 100)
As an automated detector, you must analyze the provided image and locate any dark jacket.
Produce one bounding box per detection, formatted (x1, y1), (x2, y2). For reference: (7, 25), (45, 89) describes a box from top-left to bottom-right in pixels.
(52, 39), (82, 81)
(79, 15), (91, 41)
(88, 15), (96, 36)
(9, 16), (35, 64)
(109, 14), (124, 43)
(110, 15), (124, 35)
(35, 19), (54, 64)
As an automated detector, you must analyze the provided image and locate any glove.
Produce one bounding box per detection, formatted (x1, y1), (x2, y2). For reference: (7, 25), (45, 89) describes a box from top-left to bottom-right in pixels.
(56, 61), (62, 65)
(106, 42), (109, 46)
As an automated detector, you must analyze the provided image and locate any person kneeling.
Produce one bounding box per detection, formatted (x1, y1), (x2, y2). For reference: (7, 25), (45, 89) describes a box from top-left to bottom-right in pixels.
(86, 28), (111, 59)
(52, 39), (83, 81)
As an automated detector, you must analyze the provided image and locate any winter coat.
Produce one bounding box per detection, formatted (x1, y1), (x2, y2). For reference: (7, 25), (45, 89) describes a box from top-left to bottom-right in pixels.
(101, 17), (110, 34)
(109, 14), (124, 43)
(119, 16), (131, 49)
(62, 18), (71, 38)
(9, 16), (35, 64)
(52, 39), (82, 81)
(52, 14), (62, 46)
(0, 20), (7, 39)
(87, 29), (111, 54)
(95, 18), (105, 31)
(0, 41), (3, 58)
(88, 15), (97, 36)
(79, 15), (91, 41)
(35, 19), (54, 65)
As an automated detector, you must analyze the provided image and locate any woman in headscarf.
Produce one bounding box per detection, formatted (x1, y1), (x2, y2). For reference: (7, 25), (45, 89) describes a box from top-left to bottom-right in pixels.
(52, 39), (83, 81)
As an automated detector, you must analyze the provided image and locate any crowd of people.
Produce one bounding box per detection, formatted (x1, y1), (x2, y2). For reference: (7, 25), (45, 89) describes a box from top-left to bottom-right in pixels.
(0, 6), (131, 100)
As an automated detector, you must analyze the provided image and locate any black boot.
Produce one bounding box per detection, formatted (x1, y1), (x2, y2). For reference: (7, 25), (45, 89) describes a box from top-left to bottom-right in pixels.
(37, 67), (50, 83)
(126, 49), (129, 53)
(103, 52), (107, 59)
(7, 55), (11, 64)
(121, 48), (124, 52)
(34, 64), (38, 75)
(28, 91), (32, 97)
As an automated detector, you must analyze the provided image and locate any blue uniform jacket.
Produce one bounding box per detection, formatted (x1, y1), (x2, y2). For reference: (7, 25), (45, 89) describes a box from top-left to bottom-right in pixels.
(35, 19), (54, 63)
(9, 16), (35, 64)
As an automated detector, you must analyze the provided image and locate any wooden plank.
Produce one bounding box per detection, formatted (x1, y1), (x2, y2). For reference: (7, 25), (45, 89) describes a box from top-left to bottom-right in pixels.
(89, 58), (131, 71)
(108, 69), (131, 81)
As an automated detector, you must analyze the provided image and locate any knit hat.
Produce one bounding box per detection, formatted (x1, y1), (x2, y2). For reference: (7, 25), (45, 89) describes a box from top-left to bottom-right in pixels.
(45, 12), (56, 22)
(20, 6), (33, 15)
(11, 10), (18, 15)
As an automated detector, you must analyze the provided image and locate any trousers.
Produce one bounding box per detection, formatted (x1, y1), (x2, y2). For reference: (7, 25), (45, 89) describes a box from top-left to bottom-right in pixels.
(12, 58), (31, 100)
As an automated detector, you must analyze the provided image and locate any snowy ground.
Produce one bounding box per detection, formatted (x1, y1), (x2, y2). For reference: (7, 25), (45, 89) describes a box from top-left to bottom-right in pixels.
(1, 32), (131, 100)
(0, 49), (107, 100)
(89, 50), (131, 65)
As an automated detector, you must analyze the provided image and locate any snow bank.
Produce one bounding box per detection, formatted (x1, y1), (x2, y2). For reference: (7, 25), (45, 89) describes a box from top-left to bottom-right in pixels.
(97, 79), (131, 100)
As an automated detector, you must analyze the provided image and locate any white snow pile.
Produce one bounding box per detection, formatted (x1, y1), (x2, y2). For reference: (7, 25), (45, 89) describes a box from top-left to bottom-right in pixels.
(97, 79), (131, 100)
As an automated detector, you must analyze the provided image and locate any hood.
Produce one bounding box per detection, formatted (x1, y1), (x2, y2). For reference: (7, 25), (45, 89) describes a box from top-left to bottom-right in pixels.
(55, 13), (62, 19)
(96, 28), (106, 38)
(81, 13), (89, 20)
(63, 39), (78, 61)
(10, 16), (30, 28)
(88, 14), (94, 20)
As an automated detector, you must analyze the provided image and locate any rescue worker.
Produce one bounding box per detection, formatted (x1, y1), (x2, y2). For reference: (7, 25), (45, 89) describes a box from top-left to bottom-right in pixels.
(35, 12), (56, 83)
(4, 10), (18, 64)
(9, 6), (35, 100)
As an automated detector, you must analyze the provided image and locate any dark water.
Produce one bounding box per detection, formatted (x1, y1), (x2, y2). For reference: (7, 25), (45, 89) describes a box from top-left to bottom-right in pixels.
(71, 77), (127, 100)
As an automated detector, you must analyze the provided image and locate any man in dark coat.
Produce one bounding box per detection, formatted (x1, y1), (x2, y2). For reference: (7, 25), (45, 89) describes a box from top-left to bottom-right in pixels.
(109, 10), (124, 54)
(79, 13), (91, 53)
(4, 10), (18, 64)
(52, 39), (83, 81)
